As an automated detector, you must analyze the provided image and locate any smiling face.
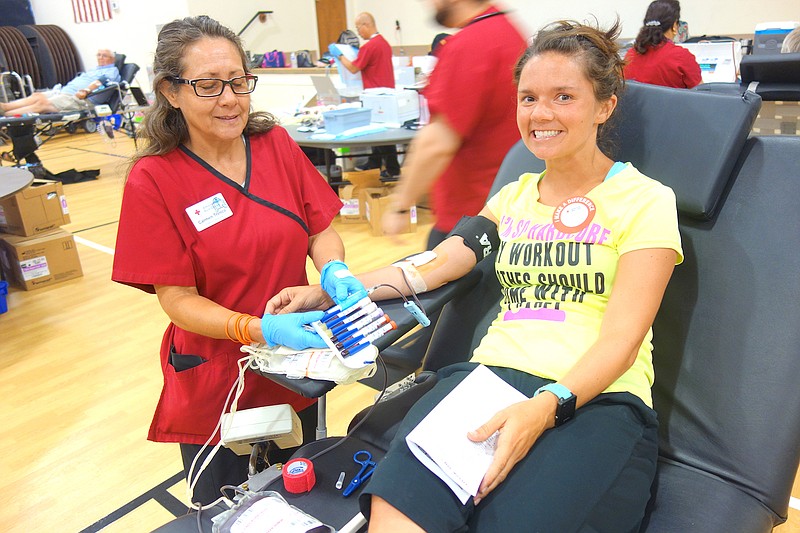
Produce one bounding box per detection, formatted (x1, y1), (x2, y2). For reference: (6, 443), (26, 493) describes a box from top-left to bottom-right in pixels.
(161, 37), (250, 149)
(516, 51), (616, 165)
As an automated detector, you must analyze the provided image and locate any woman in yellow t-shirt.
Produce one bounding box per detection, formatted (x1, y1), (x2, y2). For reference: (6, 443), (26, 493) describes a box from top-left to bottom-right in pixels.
(268, 19), (682, 533)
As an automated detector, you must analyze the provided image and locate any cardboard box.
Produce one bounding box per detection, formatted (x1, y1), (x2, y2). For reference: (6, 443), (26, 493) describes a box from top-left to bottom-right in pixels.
(363, 187), (417, 236)
(338, 169), (382, 223)
(360, 89), (420, 124)
(0, 179), (71, 236)
(0, 228), (83, 291)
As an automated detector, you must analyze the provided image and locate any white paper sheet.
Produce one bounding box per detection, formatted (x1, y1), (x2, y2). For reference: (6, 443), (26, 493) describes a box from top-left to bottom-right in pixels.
(405, 365), (528, 504)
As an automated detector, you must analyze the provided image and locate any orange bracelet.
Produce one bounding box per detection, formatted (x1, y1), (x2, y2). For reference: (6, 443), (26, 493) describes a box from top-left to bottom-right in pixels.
(224, 312), (259, 344)
(224, 312), (239, 342)
(241, 315), (259, 345)
(235, 313), (249, 344)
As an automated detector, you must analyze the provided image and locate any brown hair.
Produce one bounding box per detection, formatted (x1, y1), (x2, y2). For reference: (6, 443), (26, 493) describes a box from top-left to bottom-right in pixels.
(132, 15), (276, 165)
(633, 0), (681, 54)
(514, 19), (624, 154)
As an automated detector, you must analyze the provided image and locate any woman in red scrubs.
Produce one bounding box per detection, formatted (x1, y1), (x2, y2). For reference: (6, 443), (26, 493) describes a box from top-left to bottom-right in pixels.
(112, 16), (361, 506)
(623, 0), (702, 89)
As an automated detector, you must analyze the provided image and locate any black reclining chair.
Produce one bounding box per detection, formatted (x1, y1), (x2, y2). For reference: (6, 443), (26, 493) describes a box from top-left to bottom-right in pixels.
(65, 52), (141, 134)
(156, 81), (800, 532)
(694, 52), (800, 102)
(737, 52), (800, 100)
(351, 82), (800, 532)
(694, 52), (800, 140)
(0, 53), (140, 169)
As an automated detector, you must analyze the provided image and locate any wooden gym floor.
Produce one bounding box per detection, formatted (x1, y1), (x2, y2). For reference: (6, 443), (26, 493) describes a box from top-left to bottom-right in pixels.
(0, 130), (797, 532)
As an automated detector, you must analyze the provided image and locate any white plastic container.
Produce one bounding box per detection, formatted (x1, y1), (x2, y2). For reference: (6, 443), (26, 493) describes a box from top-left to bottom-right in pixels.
(753, 21), (799, 55)
(322, 107), (372, 134)
(360, 88), (420, 124)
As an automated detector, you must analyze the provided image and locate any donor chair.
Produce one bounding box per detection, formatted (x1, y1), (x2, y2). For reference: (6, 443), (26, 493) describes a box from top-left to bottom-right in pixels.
(156, 81), (800, 532)
(354, 81), (799, 532)
(0, 53), (141, 169)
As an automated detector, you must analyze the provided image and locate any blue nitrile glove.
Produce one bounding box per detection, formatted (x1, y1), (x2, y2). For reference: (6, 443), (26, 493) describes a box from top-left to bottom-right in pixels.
(328, 43), (342, 58)
(321, 260), (368, 309)
(261, 311), (327, 350)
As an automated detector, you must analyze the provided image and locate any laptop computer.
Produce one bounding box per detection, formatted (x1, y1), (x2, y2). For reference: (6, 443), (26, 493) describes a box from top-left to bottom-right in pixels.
(678, 42), (741, 83)
(310, 76), (342, 106)
(128, 86), (149, 107)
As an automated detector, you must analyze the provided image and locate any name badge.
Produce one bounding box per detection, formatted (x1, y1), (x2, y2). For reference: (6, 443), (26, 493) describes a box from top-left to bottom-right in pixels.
(185, 193), (233, 232)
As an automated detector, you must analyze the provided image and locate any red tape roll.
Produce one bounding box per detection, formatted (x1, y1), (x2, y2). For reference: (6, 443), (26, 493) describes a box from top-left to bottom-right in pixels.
(283, 458), (316, 493)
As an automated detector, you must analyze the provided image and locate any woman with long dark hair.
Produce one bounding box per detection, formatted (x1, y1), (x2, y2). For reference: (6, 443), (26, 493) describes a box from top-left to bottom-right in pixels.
(112, 15), (364, 507)
(624, 0), (702, 88)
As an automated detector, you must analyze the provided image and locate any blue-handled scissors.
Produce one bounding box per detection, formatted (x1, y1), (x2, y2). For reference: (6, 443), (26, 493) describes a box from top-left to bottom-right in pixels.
(342, 450), (376, 497)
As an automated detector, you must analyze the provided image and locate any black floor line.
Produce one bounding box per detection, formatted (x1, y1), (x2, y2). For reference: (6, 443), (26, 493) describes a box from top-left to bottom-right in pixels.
(67, 146), (130, 159)
(73, 220), (119, 234)
(78, 471), (188, 533)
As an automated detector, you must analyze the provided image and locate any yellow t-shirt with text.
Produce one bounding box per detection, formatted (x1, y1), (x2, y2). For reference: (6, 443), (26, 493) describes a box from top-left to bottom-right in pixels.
(472, 164), (683, 407)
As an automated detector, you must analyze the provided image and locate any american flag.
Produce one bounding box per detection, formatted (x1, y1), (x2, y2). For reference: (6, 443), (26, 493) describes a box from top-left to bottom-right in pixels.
(72, 0), (113, 23)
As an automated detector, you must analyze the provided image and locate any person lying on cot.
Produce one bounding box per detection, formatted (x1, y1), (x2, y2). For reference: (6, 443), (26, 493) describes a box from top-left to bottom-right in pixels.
(266, 19), (683, 532)
(1, 48), (121, 116)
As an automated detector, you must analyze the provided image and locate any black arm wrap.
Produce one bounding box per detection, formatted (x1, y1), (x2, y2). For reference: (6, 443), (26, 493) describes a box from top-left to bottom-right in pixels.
(447, 215), (499, 262)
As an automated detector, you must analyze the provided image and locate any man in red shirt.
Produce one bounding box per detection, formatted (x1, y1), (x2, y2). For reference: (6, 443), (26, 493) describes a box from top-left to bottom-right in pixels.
(330, 12), (400, 177)
(381, 0), (527, 247)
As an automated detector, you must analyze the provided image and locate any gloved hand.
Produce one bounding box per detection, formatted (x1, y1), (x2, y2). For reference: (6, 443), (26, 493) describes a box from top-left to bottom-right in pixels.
(328, 43), (343, 58)
(321, 260), (368, 309)
(261, 311), (327, 350)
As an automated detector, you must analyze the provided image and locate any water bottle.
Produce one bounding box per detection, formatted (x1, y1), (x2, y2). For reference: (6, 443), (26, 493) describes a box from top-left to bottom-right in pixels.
(290, 52), (298, 69)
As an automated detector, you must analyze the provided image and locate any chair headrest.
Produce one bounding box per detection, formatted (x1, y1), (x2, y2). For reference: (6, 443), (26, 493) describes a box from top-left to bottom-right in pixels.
(606, 81), (761, 220)
(114, 53), (126, 73)
(490, 81), (761, 221)
(120, 63), (140, 84)
(740, 52), (800, 85)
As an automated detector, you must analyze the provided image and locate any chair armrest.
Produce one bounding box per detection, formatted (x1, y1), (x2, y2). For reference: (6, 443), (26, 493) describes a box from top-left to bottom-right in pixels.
(248, 370), (338, 399)
(373, 267), (483, 350)
(248, 269), (482, 399)
(87, 83), (118, 96)
(347, 371), (438, 450)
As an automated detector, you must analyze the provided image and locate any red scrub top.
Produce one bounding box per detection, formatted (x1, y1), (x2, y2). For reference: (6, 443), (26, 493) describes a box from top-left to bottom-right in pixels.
(112, 126), (343, 444)
(423, 6), (526, 233)
(624, 41), (703, 89)
(352, 33), (395, 89)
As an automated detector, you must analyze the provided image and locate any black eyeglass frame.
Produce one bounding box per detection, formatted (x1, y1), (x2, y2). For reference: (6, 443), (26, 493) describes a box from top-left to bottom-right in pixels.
(170, 74), (258, 97)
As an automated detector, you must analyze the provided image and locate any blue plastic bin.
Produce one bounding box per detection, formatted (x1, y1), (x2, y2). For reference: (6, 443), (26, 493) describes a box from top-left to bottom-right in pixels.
(0, 280), (8, 314)
(322, 107), (372, 134)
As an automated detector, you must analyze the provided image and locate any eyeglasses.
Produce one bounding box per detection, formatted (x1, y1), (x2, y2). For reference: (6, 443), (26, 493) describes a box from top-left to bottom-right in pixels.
(171, 74), (258, 97)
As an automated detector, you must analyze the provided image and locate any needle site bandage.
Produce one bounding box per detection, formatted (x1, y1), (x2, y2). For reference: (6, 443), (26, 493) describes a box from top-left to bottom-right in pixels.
(392, 250), (437, 293)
